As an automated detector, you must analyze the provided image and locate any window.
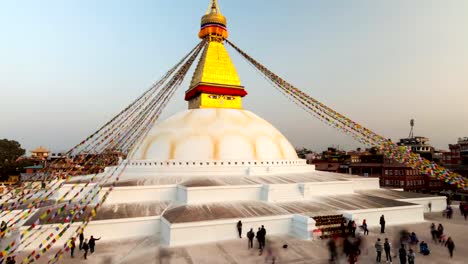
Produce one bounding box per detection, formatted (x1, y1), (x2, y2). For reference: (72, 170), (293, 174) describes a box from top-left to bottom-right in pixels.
(208, 95), (219, 99)
(389, 170), (393, 176)
(400, 181), (405, 186)
(385, 170), (388, 176)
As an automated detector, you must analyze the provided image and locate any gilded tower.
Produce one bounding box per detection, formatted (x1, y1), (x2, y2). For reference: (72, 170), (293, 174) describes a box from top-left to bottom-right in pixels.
(185, 0), (247, 109)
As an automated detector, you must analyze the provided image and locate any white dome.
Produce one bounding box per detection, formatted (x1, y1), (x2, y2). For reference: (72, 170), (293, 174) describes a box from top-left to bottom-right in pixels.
(130, 108), (298, 161)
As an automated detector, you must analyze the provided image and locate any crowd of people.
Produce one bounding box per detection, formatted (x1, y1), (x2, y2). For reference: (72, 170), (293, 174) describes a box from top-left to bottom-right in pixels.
(324, 212), (461, 264)
(241, 222), (267, 254)
(68, 231), (101, 260)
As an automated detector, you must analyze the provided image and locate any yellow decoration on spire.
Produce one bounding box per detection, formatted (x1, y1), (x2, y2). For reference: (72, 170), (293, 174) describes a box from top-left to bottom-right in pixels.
(190, 41), (241, 88)
(186, 0), (247, 110)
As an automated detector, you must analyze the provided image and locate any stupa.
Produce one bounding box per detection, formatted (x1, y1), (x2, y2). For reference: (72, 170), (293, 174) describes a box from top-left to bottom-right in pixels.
(7, 0), (446, 254)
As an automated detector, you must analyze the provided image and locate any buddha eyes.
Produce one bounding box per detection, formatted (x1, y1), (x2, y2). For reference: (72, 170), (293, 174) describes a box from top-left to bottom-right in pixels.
(208, 95), (235, 100)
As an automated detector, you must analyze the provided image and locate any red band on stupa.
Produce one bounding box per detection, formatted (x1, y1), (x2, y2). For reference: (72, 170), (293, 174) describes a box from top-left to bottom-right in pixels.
(185, 85), (247, 101)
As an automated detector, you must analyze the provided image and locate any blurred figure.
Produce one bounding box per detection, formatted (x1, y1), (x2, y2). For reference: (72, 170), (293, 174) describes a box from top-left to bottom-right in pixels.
(362, 219), (369, 235)
(256, 227), (263, 254)
(374, 238), (383, 263)
(351, 221), (357, 237)
(327, 237), (338, 263)
(341, 220), (346, 237)
(446, 206), (453, 219)
(343, 236), (352, 257)
(380, 215), (386, 233)
(445, 237), (455, 258)
(264, 245), (277, 264)
(419, 241), (430, 255)
(88, 235), (101, 254)
(437, 224), (444, 242)
(430, 223), (437, 242)
(384, 238), (392, 263)
(69, 238), (76, 258)
(398, 244), (407, 264)
(398, 229), (410, 249)
(409, 232), (419, 246)
(79, 230), (84, 250)
(347, 220), (353, 236)
(82, 239), (89, 259)
(236, 220), (242, 238)
(247, 228), (254, 249)
(464, 203), (468, 220)
(407, 249), (415, 264)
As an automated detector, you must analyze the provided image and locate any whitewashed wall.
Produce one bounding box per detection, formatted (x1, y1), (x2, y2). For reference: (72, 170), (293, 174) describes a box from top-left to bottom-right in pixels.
(343, 205), (424, 228)
(350, 178), (380, 190)
(398, 196), (446, 213)
(180, 185), (262, 204)
(101, 185), (176, 204)
(261, 184), (304, 202)
(162, 215), (293, 246)
(301, 181), (354, 198)
(291, 214), (316, 240)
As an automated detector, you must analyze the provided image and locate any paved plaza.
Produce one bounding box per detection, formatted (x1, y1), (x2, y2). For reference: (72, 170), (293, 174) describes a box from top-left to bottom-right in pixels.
(12, 211), (467, 264)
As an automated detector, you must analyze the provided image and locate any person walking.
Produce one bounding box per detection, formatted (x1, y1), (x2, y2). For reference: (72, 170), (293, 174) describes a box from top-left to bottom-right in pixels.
(384, 238), (392, 263)
(247, 228), (254, 249)
(82, 239), (89, 260)
(375, 238), (383, 263)
(380, 215), (386, 234)
(347, 220), (353, 236)
(362, 219), (369, 235)
(236, 220), (242, 238)
(256, 228), (263, 250)
(327, 238), (338, 262)
(430, 223), (437, 242)
(351, 221), (357, 237)
(407, 249), (415, 264)
(88, 235), (101, 254)
(260, 225), (267, 249)
(437, 224), (444, 241)
(398, 244), (407, 264)
(79, 231), (84, 250)
(464, 203), (468, 220)
(445, 237), (455, 258)
(340, 220), (346, 237)
(70, 238), (76, 258)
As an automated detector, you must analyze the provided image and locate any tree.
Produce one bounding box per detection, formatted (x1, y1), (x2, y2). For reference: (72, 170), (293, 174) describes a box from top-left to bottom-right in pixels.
(0, 139), (25, 165)
(0, 139), (26, 179)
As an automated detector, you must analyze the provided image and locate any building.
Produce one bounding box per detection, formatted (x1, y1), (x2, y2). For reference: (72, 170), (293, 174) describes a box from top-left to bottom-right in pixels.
(397, 136), (434, 161)
(30, 146), (50, 160)
(459, 137), (468, 164)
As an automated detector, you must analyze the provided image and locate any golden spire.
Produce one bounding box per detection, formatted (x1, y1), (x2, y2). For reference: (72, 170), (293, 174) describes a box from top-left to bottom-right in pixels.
(185, 0), (247, 109)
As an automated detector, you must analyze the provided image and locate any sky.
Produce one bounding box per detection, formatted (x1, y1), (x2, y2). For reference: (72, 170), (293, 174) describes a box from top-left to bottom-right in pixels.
(1, 0), (467, 153)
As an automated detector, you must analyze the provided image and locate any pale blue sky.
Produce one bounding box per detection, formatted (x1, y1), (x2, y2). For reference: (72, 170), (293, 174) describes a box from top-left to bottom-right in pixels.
(1, 0), (467, 153)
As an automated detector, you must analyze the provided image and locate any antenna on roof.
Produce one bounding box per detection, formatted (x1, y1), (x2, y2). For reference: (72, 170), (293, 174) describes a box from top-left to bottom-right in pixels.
(409, 119), (415, 138)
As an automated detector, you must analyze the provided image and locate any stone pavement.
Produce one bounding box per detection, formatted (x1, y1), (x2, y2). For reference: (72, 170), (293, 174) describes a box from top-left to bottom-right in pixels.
(11, 212), (468, 263)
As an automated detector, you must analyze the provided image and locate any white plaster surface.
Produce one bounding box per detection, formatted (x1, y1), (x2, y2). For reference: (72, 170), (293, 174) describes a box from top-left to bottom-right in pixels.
(129, 108), (299, 161)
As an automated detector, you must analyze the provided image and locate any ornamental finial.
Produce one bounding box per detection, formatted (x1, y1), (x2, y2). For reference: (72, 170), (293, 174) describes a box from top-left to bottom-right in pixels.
(199, 0), (228, 39)
(207, 0), (222, 15)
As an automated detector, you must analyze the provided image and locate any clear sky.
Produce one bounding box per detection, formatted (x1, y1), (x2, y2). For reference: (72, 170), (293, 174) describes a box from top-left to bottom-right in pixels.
(1, 0), (467, 153)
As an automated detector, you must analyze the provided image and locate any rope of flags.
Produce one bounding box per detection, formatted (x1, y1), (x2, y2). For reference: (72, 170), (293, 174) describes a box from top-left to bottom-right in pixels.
(227, 39), (467, 190)
(0, 41), (206, 263)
